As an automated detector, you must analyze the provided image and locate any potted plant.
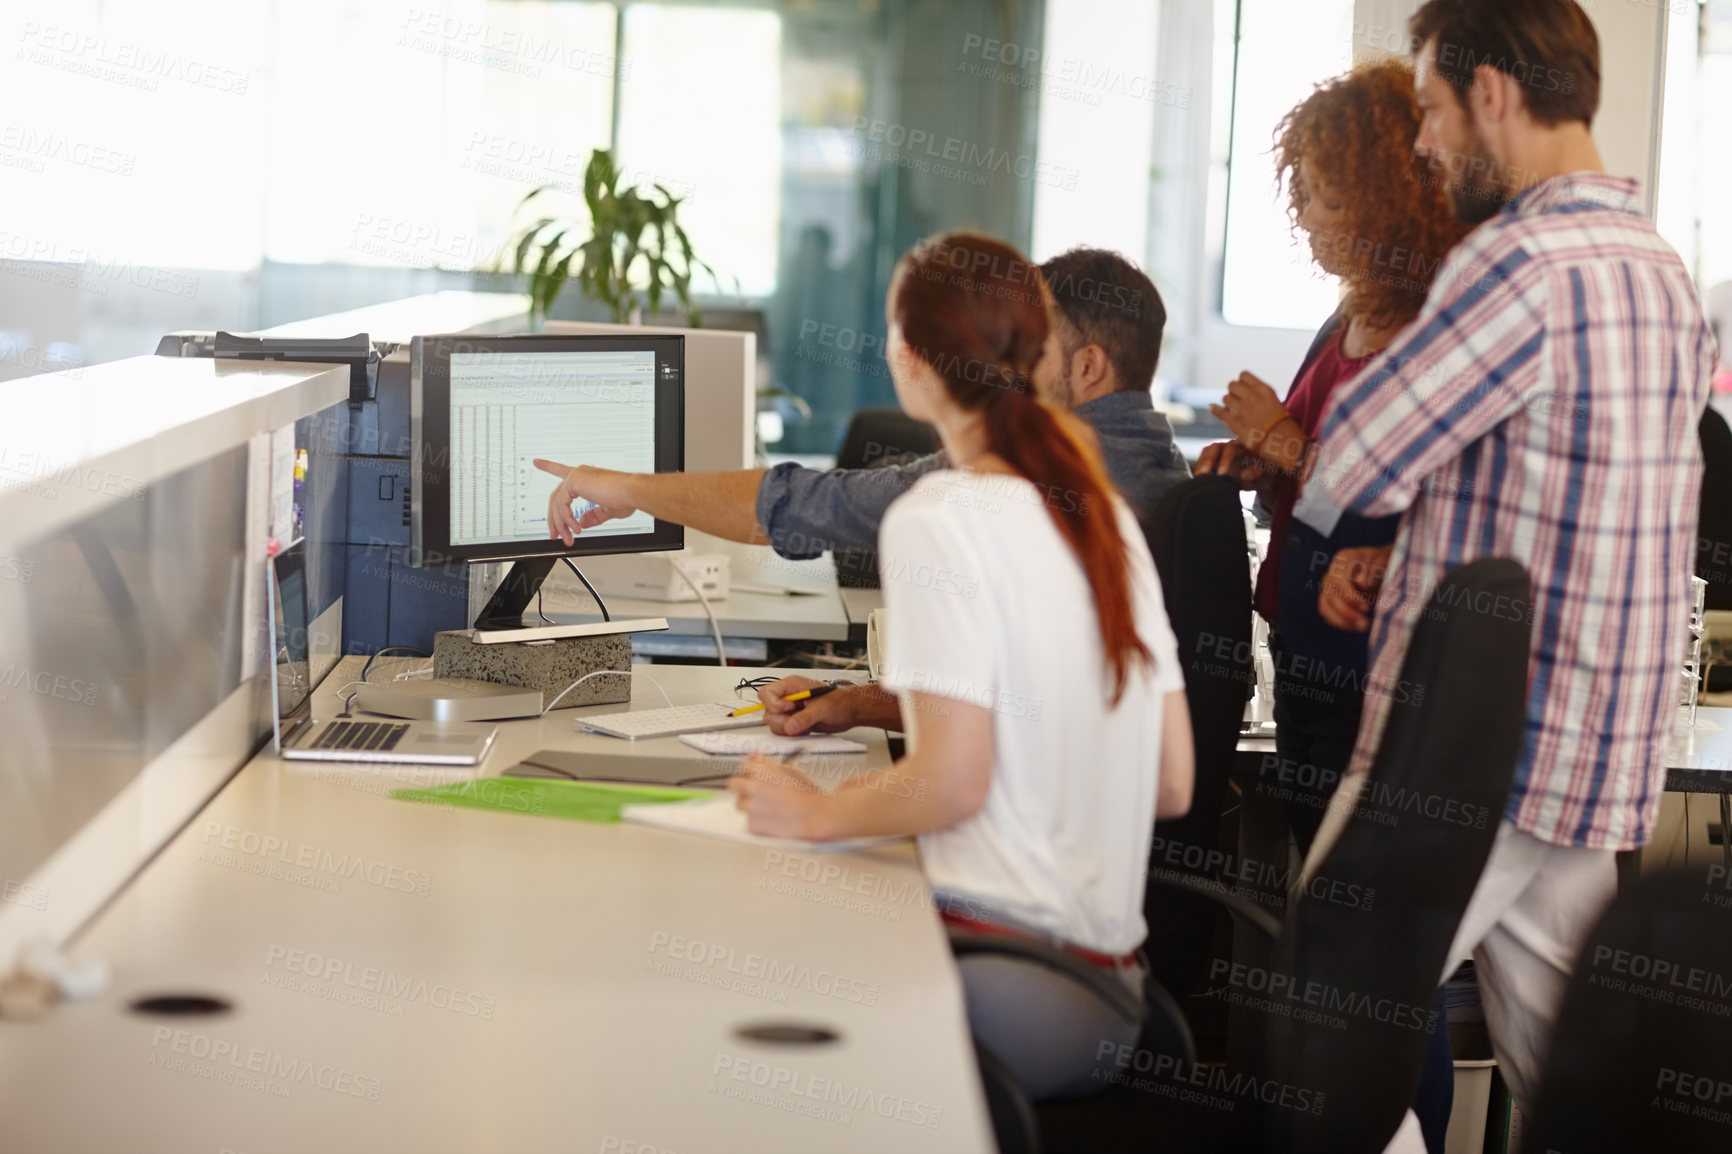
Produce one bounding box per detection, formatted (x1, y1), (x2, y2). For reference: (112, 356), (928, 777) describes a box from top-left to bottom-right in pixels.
(501, 148), (717, 325)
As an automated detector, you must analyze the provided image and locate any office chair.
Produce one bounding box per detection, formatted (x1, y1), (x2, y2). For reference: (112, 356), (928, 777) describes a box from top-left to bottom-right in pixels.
(1138, 476), (1256, 1003)
(1259, 556), (1530, 1153)
(957, 558), (1532, 1154)
(1522, 868), (1732, 1153)
(1695, 407), (1732, 690)
(830, 409), (941, 588)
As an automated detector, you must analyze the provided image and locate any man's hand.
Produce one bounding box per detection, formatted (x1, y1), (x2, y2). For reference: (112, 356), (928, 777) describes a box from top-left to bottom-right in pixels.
(758, 676), (901, 735)
(730, 755), (828, 839)
(1318, 545), (1395, 633)
(532, 459), (640, 546)
(1195, 440), (1274, 489)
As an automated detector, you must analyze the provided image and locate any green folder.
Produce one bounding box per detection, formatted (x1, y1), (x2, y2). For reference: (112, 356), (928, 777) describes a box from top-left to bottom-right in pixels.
(390, 777), (711, 823)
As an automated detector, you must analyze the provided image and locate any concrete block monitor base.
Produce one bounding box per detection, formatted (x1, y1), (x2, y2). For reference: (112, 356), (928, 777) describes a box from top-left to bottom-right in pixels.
(433, 631), (632, 708)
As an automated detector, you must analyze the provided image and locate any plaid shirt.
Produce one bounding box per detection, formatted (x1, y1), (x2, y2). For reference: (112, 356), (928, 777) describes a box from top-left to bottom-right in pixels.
(1294, 173), (1715, 850)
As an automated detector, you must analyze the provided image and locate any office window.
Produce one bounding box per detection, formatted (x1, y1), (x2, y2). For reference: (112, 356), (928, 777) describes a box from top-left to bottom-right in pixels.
(263, 0), (619, 268)
(616, 4), (783, 299)
(1, 0), (275, 271)
(1030, 0), (1162, 264)
(1218, 0), (1355, 330)
(1698, 3), (1732, 291)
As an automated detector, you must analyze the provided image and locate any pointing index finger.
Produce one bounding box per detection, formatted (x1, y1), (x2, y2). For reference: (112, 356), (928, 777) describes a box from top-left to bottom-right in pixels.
(532, 458), (571, 478)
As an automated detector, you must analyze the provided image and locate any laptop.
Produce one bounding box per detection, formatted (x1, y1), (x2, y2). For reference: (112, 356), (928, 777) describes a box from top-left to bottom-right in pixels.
(268, 541), (498, 765)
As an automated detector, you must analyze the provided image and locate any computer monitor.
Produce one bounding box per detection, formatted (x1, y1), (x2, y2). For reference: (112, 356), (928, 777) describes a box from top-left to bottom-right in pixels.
(545, 320), (755, 473)
(410, 333), (685, 628)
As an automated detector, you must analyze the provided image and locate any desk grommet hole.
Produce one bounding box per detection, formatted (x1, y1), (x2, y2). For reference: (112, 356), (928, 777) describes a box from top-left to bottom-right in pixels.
(129, 994), (233, 1017)
(735, 1022), (840, 1046)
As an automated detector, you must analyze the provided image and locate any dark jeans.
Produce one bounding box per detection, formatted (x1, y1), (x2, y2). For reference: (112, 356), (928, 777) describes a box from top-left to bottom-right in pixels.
(1272, 635), (1454, 1154)
(1271, 670), (1364, 859)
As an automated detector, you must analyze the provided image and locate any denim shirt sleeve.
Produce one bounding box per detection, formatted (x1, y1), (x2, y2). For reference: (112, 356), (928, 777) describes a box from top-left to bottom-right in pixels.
(754, 453), (948, 560)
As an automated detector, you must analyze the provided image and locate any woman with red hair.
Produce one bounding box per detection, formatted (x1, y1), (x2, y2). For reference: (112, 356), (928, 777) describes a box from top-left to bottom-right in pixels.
(1201, 60), (1476, 1154)
(732, 231), (1194, 1100)
(1203, 59), (1474, 847)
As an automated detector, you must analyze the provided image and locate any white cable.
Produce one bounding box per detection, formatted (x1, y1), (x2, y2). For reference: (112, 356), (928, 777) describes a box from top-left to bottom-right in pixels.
(332, 680), (366, 715)
(667, 555), (728, 667)
(542, 669), (673, 716)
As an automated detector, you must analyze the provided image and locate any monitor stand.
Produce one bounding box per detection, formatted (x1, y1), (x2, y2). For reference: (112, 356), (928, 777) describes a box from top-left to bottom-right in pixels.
(469, 557), (668, 645)
(472, 557), (558, 631)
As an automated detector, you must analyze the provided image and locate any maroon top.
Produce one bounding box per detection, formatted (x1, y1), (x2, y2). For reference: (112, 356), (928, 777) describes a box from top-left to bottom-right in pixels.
(1252, 329), (1377, 624)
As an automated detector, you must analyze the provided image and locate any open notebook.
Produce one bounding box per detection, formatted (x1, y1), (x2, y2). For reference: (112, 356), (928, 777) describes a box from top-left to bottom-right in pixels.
(677, 732), (867, 756)
(622, 795), (901, 853)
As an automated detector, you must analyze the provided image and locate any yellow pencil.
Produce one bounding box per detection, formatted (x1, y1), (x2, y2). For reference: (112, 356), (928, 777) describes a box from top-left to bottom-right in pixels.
(729, 683), (840, 717)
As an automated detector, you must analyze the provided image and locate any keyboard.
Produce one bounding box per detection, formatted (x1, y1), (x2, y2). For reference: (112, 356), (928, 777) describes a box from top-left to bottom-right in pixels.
(580, 702), (765, 741)
(306, 720), (410, 752)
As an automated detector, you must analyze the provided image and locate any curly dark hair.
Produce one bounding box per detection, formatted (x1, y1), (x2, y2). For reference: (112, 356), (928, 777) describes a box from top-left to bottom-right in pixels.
(1274, 60), (1473, 333)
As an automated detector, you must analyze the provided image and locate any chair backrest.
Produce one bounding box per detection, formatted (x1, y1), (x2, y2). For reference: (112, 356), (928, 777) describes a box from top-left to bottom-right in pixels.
(1139, 476), (1254, 1002)
(831, 408), (941, 589)
(1697, 405), (1732, 611)
(1263, 557), (1533, 1153)
(1524, 867), (1732, 1152)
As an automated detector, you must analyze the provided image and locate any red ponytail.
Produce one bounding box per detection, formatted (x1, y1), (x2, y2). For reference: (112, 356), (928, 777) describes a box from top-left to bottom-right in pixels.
(892, 232), (1153, 703)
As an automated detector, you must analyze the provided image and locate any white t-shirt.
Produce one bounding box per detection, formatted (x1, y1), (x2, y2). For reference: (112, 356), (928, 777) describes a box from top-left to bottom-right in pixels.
(877, 470), (1184, 955)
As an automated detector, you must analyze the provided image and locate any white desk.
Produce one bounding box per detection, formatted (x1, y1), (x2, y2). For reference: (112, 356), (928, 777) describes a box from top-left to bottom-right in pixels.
(0, 663), (991, 1153)
(539, 548), (853, 658)
(551, 589), (851, 644)
(841, 588), (884, 628)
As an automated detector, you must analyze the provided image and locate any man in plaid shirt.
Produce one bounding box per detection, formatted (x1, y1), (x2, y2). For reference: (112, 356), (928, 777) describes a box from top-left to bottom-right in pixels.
(1280, 0), (1715, 1123)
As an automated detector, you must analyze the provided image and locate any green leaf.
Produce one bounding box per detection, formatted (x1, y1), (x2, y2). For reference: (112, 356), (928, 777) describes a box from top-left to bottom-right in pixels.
(507, 217), (555, 275)
(509, 147), (719, 326)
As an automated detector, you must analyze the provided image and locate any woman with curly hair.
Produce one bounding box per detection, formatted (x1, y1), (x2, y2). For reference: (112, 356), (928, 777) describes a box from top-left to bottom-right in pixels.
(1198, 59), (1475, 1154)
(1202, 59), (1473, 847)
